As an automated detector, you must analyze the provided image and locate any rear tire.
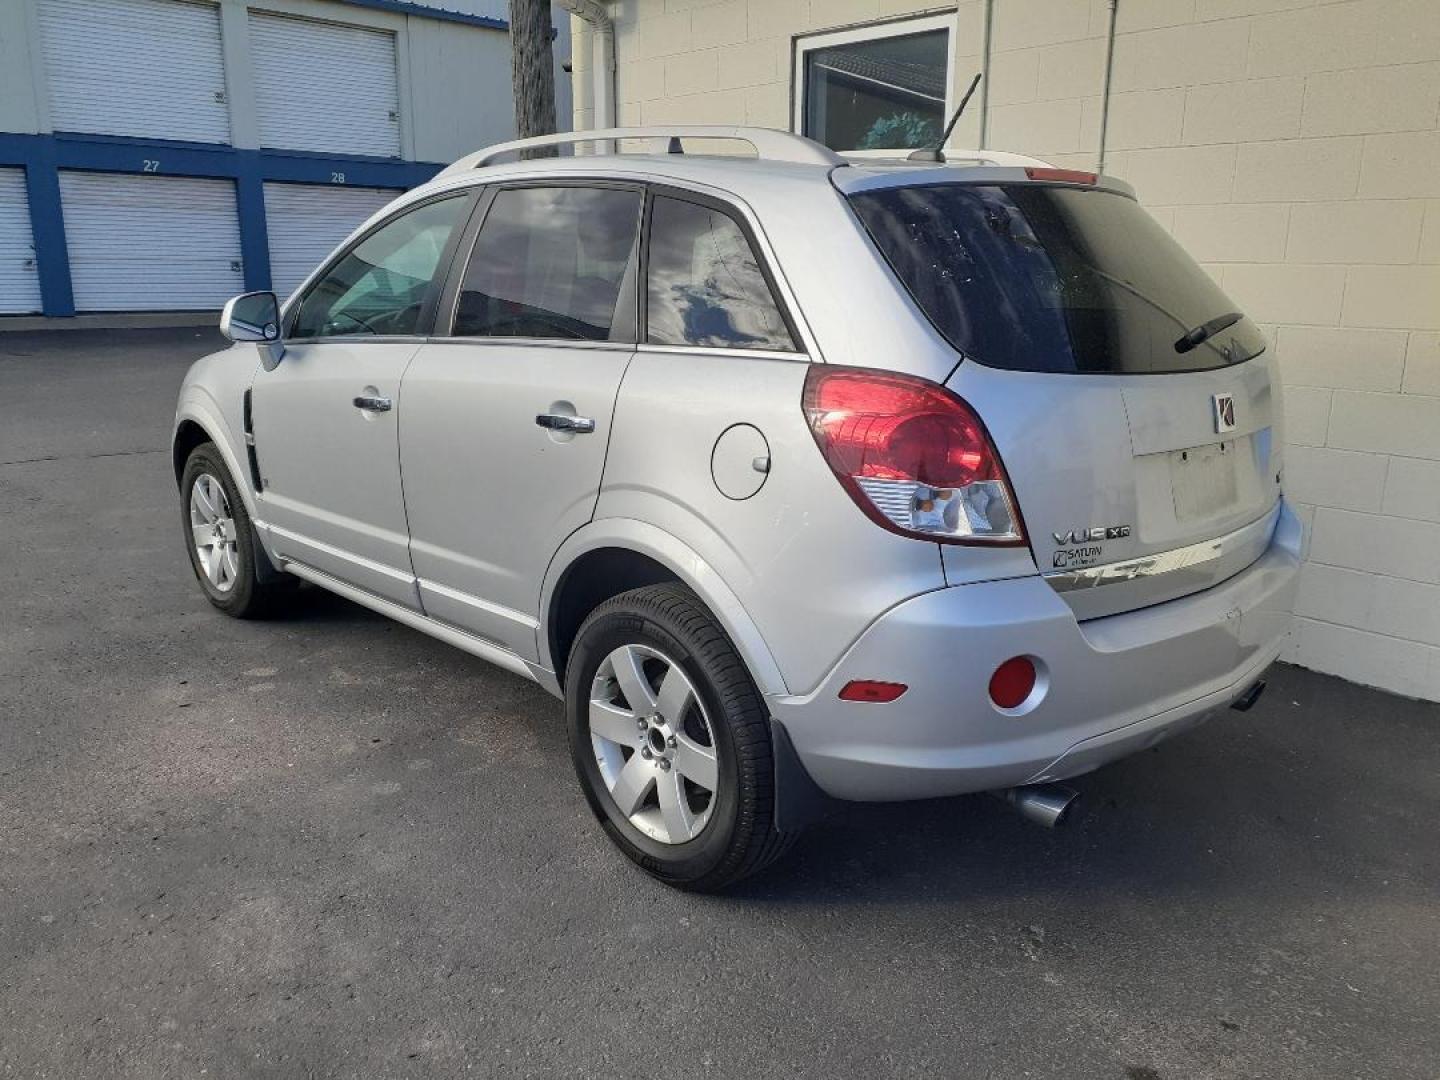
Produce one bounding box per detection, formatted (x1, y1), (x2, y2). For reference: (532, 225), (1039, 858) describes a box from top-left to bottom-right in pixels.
(565, 584), (795, 891)
(180, 442), (292, 619)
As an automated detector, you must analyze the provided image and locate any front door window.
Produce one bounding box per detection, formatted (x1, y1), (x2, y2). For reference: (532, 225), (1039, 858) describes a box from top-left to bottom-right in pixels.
(291, 195), (469, 338)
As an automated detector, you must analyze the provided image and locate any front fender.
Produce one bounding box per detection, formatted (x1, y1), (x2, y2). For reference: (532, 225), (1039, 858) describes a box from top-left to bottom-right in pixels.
(172, 344), (262, 520)
(537, 517), (790, 698)
(173, 389), (257, 517)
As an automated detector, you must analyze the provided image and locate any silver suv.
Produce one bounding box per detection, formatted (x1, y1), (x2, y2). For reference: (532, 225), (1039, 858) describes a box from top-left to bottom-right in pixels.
(173, 126), (1301, 890)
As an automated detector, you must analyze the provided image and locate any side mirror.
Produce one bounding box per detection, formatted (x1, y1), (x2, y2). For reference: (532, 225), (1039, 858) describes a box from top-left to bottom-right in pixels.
(220, 291), (285, 370)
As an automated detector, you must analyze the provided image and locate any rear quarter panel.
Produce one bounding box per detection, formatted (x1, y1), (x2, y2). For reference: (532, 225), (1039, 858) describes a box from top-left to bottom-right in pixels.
(595, 350), (950, 696)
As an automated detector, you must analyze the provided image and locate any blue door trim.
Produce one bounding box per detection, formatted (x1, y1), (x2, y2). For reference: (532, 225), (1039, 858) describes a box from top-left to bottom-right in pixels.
(0, 131), (444, 316)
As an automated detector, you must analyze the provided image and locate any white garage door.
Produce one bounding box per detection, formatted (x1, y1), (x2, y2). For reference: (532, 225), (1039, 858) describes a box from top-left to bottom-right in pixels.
(36, 0), (231, 144)
(263, 182), (400, 300)
(0, 169), (42, 315)
(60, 172), (243, 311)
(250, 12), (402, 158)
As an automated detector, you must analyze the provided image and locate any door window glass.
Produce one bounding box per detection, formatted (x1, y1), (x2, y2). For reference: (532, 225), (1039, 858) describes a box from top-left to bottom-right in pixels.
(452, 186), (641, 341)
(291, 195), (467, 338)
(645, 196), (795, 351)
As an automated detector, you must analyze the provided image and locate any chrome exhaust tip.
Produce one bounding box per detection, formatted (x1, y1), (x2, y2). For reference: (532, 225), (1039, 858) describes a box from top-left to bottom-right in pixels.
(996, 783), (1080, 829)
(1231, 678), (1267, 712)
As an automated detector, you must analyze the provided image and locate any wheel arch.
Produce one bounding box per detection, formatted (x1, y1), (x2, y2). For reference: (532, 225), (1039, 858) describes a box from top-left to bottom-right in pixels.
(540, 520), (790, 699)
(172, 419), (212, 486)
(171, 394), (259, 522)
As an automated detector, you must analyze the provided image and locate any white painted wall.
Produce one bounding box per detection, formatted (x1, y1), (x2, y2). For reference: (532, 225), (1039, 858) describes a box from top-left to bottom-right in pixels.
(0, 1), (42, 135)
(407, 14), (516, 162)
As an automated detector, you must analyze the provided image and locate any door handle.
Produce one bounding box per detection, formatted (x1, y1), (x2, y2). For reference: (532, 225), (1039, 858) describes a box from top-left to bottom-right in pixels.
(353, 394), (392, 412)
(535, 413), (596, 434)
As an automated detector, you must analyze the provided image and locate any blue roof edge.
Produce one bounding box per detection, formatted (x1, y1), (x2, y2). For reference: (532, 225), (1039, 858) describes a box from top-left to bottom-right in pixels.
(336, 0), (509, 31)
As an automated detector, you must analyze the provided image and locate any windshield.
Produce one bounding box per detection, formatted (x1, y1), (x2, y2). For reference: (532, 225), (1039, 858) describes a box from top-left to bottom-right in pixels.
(848, 183), (1267, 374)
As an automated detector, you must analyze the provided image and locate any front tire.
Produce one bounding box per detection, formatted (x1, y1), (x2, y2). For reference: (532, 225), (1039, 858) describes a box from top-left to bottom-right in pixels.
(565, 584), (794, 891)
(180, 442), (291, 618)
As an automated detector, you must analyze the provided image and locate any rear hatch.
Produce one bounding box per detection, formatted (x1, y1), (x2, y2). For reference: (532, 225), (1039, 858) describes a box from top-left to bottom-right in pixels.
(847, 176), (1282, 620)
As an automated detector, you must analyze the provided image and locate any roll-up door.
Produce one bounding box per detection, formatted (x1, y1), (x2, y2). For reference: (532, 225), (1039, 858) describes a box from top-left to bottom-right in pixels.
(59, 172), (242, 311)
(262, 182), (400, 299)
(0, 170), (42, 315)
(249, 12), (402, 158)
(36, 0), (231, 144)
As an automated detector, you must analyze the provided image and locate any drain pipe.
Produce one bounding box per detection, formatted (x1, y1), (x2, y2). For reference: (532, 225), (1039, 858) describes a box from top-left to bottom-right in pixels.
(977, 0), (995, 149)
(556, 0), (615, 150)
(1096, 0), (1119, 174)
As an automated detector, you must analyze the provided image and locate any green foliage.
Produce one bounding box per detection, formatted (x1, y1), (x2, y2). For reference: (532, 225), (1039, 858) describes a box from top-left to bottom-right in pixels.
(858, 112), (941, 150)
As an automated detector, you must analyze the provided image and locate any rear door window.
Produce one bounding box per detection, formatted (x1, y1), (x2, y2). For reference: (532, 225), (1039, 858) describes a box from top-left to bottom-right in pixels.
(645, 195), (796, 352)
(848, 183), (1267, 374)
(452, 185), (642, 341)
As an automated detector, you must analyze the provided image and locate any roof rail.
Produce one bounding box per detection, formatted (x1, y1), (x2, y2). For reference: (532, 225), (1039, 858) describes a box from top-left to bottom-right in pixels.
(433, 126), (845, 179)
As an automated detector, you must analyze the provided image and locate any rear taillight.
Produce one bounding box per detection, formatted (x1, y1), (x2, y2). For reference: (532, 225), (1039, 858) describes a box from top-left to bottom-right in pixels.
(802, 367), (1025, 545)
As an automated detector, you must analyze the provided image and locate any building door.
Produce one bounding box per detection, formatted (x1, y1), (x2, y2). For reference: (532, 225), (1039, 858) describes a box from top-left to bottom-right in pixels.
(249, 11), (402, 158)
(0, 169), (41, 315)
(58, 171), (243, 311)
(35, 0), (231, 144)
(262, 182), (401, 300)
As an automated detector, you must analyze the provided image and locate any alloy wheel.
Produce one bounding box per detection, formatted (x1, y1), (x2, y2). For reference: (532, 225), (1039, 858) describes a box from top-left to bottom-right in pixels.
(588, 643), (719, 845)
(189, 472), (239, 594)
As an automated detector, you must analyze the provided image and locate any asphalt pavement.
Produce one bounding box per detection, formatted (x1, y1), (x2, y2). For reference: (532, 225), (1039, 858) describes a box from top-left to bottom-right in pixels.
(1, 327), (1437, 1079)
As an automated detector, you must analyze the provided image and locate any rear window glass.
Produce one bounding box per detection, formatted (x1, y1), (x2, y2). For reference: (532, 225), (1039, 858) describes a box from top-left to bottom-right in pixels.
(848, 184), (1266, 374)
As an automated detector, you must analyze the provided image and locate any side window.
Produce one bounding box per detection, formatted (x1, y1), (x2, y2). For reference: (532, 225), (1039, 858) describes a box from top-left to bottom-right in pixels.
(452, 186), (641, 341)
(646, 195), (796, 352)
(291, 196), (468, 339)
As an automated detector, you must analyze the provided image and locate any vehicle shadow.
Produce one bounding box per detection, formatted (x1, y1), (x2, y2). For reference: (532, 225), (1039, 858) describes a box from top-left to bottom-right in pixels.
(258, 588), (1439, 911)
(725, 665), (1440, 907)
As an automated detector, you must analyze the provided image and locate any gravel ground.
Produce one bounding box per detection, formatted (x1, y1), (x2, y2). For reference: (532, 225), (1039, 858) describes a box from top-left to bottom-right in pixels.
(1, 327), (1437, 1079)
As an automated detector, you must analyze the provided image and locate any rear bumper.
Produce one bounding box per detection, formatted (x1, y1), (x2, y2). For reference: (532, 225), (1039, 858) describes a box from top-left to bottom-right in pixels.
(770, 501), (1302, 802)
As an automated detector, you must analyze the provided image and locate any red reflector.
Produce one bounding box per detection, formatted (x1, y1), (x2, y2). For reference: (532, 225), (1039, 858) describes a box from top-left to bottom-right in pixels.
(1024, 167), (1098, 185)
(989, 657), (1037, 710)
(839, 680), (908, 703)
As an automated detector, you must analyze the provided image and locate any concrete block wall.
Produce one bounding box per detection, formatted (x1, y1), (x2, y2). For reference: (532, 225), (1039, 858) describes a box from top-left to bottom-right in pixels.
(579, 0), (1440, 701)
(573, 1), (985, 145)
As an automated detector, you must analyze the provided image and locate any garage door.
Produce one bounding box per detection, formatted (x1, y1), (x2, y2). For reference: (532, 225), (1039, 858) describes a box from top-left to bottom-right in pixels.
(0, 169), (42, 315)
(250, 12), (402, 158)
(36, 0), (231, 144)
(263, 182), (401, 300)
(60, 172), (242, 311)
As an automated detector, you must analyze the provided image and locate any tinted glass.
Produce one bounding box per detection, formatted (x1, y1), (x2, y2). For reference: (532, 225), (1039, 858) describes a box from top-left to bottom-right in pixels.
(453, 186), (640, 341)
(848, 184), (1267, 374)
(646, 196), (795, 351)
(803, 30), (948, 151)
(292, 196), (467, 338)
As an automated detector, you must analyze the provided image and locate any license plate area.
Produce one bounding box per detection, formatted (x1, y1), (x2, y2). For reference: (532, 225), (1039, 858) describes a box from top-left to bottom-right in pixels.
(1170, 440), (1239, 522)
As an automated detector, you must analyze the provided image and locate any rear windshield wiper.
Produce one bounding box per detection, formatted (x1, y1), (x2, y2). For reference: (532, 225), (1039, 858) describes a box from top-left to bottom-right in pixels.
(1175, 311), (1243, 354)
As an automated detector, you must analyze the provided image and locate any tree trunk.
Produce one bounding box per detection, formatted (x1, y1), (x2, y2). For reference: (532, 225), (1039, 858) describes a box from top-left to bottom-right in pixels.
(509, 0), (557, 156)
